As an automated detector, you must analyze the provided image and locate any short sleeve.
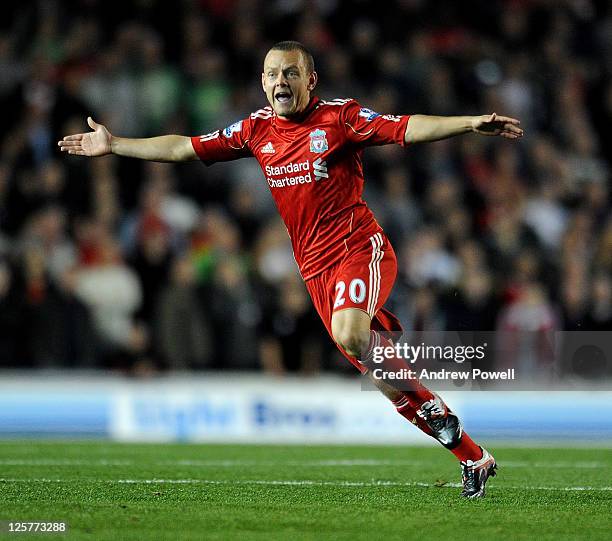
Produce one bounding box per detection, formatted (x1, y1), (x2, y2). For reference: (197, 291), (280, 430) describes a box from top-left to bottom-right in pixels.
(191, 118), (253, 165)
(340, 100), (410, 148)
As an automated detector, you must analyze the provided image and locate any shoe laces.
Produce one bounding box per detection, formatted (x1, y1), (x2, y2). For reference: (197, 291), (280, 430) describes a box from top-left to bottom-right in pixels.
(461, 460), (477, 494)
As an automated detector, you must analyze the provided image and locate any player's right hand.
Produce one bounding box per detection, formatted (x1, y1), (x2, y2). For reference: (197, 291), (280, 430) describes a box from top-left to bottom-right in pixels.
(57, 117), (112, 156)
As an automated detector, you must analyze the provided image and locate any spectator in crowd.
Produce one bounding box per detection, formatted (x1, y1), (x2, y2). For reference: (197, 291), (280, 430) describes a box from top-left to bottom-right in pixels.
(259, 274), (323, 376)
(496, 282), (558, 381)
(155, 254), (212, 370)
(0, 260), (23, 367)
(584, 272), (612, 331)
(73, 231), (147, 370)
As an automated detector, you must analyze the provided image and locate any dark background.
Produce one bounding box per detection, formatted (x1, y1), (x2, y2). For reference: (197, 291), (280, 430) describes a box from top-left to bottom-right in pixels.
(0, 0), (610, 376)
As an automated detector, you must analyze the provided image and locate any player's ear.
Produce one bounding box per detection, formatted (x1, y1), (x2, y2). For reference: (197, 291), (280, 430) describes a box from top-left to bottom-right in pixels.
(307, 70), (318, 92)
(261, 72), (266, 93)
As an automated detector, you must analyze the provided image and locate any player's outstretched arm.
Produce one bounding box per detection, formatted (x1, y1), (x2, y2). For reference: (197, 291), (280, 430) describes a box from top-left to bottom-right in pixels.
(57, 117), (197, 162)
(404, 113), (523, 144)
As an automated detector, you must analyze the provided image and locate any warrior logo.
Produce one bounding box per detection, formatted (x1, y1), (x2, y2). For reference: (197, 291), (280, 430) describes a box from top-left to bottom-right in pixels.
(309, 129), (329, 153)
(313, 158), (328, 181)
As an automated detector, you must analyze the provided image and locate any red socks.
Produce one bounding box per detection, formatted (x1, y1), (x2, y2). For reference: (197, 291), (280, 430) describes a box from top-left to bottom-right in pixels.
(392, 393), (483, 463)
(449, 433), (483, 462)
(392, 395), (434, 436)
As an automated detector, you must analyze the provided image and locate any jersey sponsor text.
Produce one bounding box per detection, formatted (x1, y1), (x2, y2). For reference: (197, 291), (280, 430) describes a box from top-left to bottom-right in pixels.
(266, 159), (312, 188)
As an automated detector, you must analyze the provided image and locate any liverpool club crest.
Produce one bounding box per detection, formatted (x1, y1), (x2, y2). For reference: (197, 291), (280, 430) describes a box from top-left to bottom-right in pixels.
(309, 129), (328, 153)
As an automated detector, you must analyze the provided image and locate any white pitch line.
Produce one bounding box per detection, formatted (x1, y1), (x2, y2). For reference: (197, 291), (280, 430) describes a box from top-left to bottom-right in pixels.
(0, 459), (607, 469)
(0, 477), (611, 492)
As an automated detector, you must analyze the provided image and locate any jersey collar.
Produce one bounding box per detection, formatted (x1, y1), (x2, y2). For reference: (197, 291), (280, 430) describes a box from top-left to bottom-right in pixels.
(273, 96), (320, 127)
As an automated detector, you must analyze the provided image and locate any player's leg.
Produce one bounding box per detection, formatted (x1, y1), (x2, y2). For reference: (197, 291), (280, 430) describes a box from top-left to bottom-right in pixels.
(328, 232), (496, 496)
(329, 233), (440, 407)
(331, 319), (435, 438)
(331, 307), (437, 406)
(362, 363), (435, 438)
(330, 306), (495, 497)
(330, 306), (467, 448)
(329, 306), (370, 360)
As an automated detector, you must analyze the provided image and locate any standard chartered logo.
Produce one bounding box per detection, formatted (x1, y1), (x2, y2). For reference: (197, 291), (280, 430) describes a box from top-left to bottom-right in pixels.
(265, 159), (329, 188)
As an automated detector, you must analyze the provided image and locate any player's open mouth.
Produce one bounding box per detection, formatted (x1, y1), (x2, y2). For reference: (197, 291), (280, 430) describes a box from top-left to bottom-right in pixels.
(275, 91), (292, 103)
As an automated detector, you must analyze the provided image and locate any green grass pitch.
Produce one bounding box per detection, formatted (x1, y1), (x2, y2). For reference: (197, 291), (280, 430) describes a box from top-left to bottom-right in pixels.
(0, 441), (611, 540)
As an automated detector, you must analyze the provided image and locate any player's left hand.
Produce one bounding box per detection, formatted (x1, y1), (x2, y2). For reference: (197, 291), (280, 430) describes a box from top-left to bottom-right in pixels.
(471, 113), (523, 139)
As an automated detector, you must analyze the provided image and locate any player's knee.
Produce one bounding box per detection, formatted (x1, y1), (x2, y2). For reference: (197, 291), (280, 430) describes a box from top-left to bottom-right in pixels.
(331, 308), (372, 359)
(333, 328), (369, 359)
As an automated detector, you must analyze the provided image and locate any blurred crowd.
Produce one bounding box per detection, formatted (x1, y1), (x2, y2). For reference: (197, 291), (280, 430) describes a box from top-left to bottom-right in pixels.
(0, 0), (610, 375)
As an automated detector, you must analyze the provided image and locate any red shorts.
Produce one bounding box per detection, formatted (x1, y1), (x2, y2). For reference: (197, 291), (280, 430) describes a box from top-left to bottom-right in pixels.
(304, 230), (403, 373)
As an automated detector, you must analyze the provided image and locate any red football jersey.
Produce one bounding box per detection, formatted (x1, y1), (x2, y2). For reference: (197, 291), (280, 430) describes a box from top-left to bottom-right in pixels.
(191, 97), (410, 280)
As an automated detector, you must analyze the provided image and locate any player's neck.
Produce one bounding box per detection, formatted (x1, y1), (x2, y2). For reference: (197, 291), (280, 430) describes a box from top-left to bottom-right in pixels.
(276, 96), (319, 124)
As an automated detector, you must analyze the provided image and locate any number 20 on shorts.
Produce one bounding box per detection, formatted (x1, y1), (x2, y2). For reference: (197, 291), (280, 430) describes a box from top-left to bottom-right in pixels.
(334, 278), (367, 308)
